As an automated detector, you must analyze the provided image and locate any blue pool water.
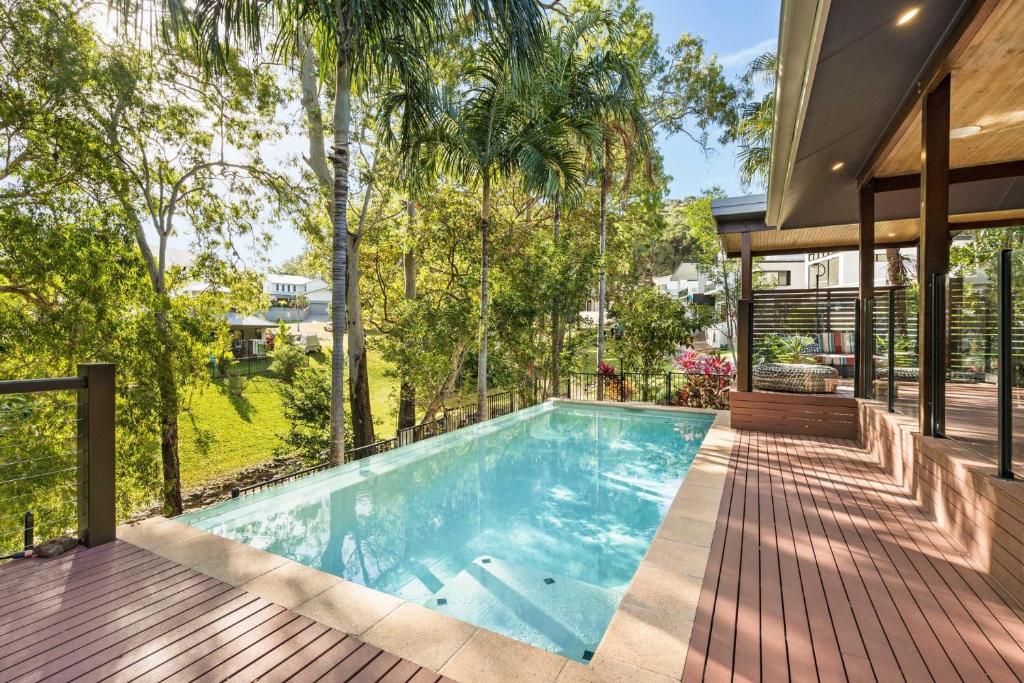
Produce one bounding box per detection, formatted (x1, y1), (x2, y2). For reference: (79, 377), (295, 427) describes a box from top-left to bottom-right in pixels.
(180, 401), (714, 662)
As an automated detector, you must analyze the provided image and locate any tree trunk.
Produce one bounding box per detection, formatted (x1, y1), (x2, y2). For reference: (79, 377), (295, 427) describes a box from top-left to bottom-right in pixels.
(551, 200), (562, 397)
(154, 305), (183, 516)
(423, 337), (469, 421)
(477, 175), (491, 420)
(886, 248), (905, 287)
(597, 137), (610, 381)
(329, 53), (352, 465)
(346, 231), (374, 447)
(398, 199), (418, 430)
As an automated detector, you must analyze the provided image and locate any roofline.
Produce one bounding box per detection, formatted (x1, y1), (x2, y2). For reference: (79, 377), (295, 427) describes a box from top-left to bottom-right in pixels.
(766, 0), (831, 228)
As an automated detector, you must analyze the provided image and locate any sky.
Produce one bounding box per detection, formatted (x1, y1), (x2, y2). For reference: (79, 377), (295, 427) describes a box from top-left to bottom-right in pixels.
(639, 0), (780, 200)
(163, 0), (781, 267)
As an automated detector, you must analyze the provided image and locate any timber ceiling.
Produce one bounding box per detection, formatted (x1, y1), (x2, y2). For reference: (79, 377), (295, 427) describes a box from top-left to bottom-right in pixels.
(877, 0), (1024, 176)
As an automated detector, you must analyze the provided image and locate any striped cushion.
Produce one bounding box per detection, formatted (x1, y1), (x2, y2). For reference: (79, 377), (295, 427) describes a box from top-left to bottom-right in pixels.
(817, 332), (855, 354)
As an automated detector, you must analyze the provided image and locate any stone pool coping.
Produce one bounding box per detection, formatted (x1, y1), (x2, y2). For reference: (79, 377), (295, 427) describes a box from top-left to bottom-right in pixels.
(118, 402), (734, 683)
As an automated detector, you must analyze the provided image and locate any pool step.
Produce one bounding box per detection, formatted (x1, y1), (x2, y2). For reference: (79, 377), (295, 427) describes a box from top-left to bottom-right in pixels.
(424, 555), (620, 663)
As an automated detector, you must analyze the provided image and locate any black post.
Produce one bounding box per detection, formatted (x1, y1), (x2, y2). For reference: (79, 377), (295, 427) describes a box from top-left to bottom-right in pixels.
(888, 288), (896, 413)
(23, 511), (33, 550)
(78, 363), (116, 547)
(863, 298), (875, 400)
(998, 249), (1014, 480)
(930, 273), (946, 438)
(854, 300), (862, 398)
(737, 299), (753, 392)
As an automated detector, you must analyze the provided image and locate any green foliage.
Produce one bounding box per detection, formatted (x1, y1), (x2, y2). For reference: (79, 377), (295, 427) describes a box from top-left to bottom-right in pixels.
(733, 52), (777, 189)
(754, 334), (816, 365)
(779, 336), (815, 364)
(270, 344), (309, 384)
(612, 286), (704, 373)
(875, 335), (917, 368)
(278, 365), (333, 463)
(655, 33), (741, 149)
(753, 334), (785, 365)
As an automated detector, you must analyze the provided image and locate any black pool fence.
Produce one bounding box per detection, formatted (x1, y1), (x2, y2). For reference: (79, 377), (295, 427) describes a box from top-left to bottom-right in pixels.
(559, 371), (734, 407)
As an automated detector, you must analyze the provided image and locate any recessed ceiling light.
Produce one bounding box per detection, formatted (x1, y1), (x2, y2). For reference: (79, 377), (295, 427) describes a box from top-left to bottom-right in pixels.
(831, 161), (845, 172)
(897, 7), (920, 26)
(950, 125), (983, 139)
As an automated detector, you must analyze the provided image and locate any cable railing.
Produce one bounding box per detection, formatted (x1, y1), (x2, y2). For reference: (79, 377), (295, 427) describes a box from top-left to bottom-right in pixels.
(0, 365), (115, 558)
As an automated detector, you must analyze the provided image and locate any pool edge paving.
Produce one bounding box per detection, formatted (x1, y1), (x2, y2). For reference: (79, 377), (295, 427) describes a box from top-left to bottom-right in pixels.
(118, 404), (734, 683)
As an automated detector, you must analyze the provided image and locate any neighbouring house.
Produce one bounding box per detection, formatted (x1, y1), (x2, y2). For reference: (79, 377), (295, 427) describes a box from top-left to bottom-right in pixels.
(226, 311), (273, 357)
(263, 273), (331, 321)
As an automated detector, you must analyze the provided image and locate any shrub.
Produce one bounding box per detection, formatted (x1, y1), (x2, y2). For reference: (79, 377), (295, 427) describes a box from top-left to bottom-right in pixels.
(595, 361), (632, 401)
(226, 374), (247, 398)
(270, 343), (308, 384)
(278, 365), (331, 462)
(672, 350), (734, 410)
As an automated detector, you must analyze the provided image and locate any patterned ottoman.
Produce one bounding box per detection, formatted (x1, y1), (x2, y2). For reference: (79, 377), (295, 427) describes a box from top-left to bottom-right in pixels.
(753, 362), (840, 394)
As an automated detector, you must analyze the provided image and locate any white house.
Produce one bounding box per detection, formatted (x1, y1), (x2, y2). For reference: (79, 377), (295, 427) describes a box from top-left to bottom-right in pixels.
(806, 248), (917, 289)
(264, 273), (332, 318)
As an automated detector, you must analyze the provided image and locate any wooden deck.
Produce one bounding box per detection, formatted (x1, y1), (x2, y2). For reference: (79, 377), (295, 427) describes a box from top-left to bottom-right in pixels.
(0, 541), (447, 683)
(683, 430), (1024, 683)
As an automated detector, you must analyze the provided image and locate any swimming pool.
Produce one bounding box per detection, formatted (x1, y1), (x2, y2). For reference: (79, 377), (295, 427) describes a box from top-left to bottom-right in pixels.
(180, 401), (715, 663)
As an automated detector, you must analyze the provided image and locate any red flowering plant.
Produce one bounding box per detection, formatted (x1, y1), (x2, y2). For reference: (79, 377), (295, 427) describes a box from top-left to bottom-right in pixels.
(672, 350), (734, 409)
(595, 362), (632, 401)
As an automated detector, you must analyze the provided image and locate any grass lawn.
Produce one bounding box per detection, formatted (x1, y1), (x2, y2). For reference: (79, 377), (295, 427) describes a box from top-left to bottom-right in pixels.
(179, 346), (400, 490)
(179, 375), (289, 489)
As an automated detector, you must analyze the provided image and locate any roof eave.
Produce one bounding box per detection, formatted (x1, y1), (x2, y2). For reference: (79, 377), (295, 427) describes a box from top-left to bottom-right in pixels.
(765, 0), (832, 228)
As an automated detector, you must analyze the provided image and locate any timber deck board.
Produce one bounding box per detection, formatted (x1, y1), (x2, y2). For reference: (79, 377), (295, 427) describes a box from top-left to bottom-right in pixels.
(0, 541), (444, 683)
(682, 429), (1024, 682)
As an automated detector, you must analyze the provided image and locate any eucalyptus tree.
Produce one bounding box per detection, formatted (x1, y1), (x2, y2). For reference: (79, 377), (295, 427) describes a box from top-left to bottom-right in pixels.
(424, 34), (584, 418)
(178, 0), (545, 462)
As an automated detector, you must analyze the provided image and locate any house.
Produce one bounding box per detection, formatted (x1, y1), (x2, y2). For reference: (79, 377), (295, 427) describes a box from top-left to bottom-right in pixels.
(264, 273), (332, 320)
(226, 311), (273, 357)
(705, 2), (1024, 662)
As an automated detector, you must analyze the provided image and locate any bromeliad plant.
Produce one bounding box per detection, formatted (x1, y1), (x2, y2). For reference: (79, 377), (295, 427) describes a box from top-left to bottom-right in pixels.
(596, 361), (631, 401)
(672, 350), (734, 410)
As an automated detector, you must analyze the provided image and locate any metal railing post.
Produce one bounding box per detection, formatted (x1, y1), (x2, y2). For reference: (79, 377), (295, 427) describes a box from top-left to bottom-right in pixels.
(77, 363), (116, 547)
(930, 272), (946, 438)
(737, 299), (753, 392)
(854, 300), (862, 398)
(888, 288), (896, 413)
(998, 249), (1014, 480)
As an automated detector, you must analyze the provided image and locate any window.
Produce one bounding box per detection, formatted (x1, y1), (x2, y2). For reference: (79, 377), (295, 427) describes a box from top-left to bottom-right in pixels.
(874, 253), (888, 263)
(808, 251), (834, 261)
(810, 257), (840, 287)
(763, 270), (792, 287)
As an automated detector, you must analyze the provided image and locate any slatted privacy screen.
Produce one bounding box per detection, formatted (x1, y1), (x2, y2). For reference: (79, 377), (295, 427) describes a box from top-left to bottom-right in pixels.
(751, 288), (860, 344)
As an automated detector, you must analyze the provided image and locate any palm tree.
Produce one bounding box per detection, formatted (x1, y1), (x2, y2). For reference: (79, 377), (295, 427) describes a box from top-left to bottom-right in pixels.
(176, 0), (544, 463)
(736, 51), (777, 189)
(525, 12), (608, 394)
(423, 34), (584, 419)
(583, 50), (653, 373)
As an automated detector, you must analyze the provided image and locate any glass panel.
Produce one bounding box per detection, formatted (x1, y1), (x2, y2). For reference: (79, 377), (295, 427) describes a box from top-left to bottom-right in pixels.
(873, 286), (919, 416)
(945, 274), (998, 457)
(945, 226), (1024, 467)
